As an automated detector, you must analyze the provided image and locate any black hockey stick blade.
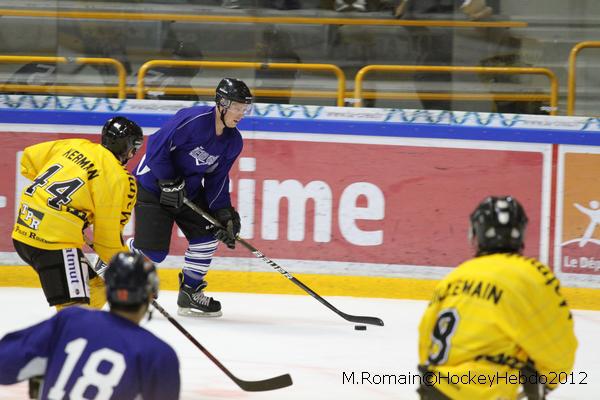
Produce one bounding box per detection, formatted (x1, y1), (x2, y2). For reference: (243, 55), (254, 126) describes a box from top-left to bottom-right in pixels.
(151, 300), (293, 392)
(337, 312), (385, 326)
(182, 198), (384, 327)
(231, 373), (293, 392)
(288, 276), (384, 327)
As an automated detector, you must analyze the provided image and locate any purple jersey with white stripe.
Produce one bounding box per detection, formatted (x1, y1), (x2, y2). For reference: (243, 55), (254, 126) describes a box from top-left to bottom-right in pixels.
(134, 105), (243, 210)
(0, 307), (180, 400)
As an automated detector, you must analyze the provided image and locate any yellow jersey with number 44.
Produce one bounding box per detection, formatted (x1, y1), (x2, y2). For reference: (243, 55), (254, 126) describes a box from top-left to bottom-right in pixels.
(12, 138), (136, 263)
(418, 253), (577, 400)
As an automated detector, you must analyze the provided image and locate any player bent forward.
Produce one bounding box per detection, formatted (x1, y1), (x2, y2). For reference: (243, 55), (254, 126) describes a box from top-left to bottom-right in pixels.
(417, 196), (577, 400)
(12, 117), (143, 310)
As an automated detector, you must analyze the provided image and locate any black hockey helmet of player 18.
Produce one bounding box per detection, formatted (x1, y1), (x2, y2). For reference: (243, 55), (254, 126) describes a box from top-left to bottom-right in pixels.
(215, 78), (253, 112)
(104, 252), (158, 308)
(469, 196), (528, 255)
(101, 116), (144, 164)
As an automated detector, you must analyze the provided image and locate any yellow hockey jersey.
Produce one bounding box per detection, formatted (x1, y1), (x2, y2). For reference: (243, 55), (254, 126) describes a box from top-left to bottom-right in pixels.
(12, 138), (136, 263)
(418, 253), (577, 400)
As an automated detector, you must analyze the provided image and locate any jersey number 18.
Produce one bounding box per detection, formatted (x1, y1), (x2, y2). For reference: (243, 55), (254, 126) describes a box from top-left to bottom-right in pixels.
(47, 338), (126, 400)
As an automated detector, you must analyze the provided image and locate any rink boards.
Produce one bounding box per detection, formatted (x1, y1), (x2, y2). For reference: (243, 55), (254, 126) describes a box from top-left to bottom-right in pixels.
(0, 97), (599, 306)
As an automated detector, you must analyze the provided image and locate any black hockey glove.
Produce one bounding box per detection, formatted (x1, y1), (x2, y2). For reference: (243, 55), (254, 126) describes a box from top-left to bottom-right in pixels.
(520, 363), (550, 400)
(213, 207), (241, 249)
(158, 178), (186, 208)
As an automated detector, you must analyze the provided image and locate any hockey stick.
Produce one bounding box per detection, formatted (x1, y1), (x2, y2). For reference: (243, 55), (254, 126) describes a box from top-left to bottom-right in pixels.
(182, 197), (384, 327)
(83, 237), (293, 392)
(150, 300), (293, 392)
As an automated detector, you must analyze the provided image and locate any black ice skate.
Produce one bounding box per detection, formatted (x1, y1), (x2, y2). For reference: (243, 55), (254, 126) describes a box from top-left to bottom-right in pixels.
(177, 273), (222, 317)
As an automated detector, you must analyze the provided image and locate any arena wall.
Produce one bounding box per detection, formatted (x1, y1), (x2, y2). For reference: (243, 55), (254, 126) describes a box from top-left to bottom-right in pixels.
(1, 96), (599, 308)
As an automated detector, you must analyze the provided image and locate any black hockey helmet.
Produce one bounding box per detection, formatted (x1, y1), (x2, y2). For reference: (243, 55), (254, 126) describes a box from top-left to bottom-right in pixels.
(215, 78), (253, 108)
(104, 252), (158, 308)
(101, 116), (143, 164)
(470, 196), (528, 255)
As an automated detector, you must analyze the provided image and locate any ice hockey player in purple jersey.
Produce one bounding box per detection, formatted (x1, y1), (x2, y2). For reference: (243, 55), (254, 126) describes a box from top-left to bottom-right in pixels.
(129, 78), (253, 318)
(0, 252), (180, 400)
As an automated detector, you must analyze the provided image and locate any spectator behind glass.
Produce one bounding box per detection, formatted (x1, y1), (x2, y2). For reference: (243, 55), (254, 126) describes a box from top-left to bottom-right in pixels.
(387, 0), (506, 113)
(144, 21), (204, 102)
(393, 0), (492, 20)
(255, 27), (301, 104)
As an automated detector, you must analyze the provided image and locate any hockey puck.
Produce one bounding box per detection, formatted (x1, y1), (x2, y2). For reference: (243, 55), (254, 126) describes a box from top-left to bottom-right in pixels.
(354, 324), (367, 331)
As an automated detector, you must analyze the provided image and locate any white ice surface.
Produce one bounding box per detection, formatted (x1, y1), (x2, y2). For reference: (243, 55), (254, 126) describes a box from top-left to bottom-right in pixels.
(0, 288), (598, 399)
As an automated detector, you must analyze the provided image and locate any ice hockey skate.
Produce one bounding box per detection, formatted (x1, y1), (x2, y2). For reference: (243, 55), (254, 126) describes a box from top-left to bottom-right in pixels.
(177, 273), (222, 317)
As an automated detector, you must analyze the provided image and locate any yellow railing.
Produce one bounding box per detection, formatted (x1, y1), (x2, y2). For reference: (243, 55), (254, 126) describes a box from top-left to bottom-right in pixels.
(0, 56), (560, 114)
(0, 56), (127, 99)
(354, 65), (559, 115)
(136, 60), (347, 106)
(567, 41), (600, 116)
(0, 9), (527, 28)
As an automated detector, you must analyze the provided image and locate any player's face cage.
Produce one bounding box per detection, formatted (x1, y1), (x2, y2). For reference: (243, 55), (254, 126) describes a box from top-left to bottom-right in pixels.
(227, 101), (253, 116)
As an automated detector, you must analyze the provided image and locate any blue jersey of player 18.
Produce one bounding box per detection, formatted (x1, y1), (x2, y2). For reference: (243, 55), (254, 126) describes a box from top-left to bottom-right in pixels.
(135, 105), (243, 211)
(0, 306), (180, 400)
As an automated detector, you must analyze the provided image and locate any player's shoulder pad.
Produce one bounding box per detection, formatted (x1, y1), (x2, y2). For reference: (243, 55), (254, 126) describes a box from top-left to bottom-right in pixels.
(56, 305), (90, 318)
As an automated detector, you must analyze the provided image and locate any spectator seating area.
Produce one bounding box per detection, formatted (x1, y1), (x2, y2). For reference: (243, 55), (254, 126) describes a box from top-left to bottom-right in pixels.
(0, 0), (598, 115)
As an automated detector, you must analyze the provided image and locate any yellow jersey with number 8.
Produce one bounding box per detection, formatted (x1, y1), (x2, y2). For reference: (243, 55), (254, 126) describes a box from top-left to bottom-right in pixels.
(418, 253), (577, 399)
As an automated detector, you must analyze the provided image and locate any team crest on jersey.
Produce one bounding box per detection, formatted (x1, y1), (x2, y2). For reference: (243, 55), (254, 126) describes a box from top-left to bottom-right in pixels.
(189, 146), (220, 166)
(16, 204), (44, 230)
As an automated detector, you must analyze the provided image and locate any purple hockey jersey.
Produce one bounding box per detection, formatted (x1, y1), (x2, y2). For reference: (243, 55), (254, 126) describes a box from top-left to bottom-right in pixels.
(0, 306), (180, 400)
(135, 105), (243, 211)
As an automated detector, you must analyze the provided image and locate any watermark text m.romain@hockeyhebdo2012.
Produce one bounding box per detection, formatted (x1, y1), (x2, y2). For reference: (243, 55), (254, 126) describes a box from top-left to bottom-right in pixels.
(341, 370), (589, 387)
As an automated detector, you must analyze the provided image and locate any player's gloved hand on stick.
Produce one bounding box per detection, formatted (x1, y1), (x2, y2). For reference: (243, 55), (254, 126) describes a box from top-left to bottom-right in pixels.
(158, 177), (186, 208)
(520, 363), (550, 400)
(213, 207), (241, 249)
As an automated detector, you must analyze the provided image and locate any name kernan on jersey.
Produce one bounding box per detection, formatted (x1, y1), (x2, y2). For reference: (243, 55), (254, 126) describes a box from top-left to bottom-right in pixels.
(62, 148), (99, 180)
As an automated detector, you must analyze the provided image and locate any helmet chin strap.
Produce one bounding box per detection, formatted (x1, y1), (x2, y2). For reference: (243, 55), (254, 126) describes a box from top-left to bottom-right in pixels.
(218, 105), (229, 128)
